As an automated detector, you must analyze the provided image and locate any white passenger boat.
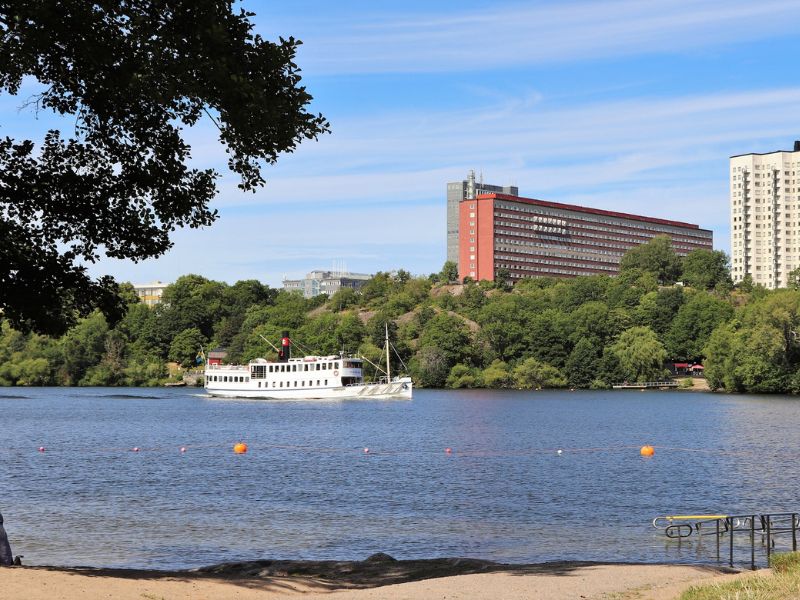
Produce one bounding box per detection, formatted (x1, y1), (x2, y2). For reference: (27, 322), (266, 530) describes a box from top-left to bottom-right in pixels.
(204, 329), (412, 400)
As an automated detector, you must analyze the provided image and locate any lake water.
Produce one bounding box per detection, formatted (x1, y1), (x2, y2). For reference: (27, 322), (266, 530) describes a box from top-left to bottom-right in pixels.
(1, 388), (799, 569)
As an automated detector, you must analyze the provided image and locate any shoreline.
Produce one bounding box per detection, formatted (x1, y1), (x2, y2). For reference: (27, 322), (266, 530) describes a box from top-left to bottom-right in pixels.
(0, 557), (747, 600)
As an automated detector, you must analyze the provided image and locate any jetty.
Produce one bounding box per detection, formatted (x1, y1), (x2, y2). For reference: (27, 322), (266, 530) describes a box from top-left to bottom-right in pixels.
(612, 381), (678, 389)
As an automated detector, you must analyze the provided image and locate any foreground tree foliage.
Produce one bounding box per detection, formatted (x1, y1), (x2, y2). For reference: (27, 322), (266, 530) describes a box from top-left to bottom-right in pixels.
(0, 1), (328, 335)
(5, 241), (800, 394)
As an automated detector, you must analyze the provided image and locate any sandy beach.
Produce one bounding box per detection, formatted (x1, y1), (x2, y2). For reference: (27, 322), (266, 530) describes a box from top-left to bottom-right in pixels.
(0, 558), (745, 600)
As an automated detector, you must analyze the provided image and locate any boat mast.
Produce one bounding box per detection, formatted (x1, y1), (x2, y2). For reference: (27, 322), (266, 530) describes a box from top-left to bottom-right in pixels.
(385, 323), (391, 382)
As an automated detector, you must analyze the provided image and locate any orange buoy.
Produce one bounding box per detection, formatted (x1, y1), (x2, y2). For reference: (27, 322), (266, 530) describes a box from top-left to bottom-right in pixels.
(180, 446), (186, 453)
(445, 447), (452, 454)
(233, 442), (248, 454)
(640, 445), (655, 457)
(132, 447), (140, 452)
(38, 446), (45, 452)
(363, 447), (370, 454)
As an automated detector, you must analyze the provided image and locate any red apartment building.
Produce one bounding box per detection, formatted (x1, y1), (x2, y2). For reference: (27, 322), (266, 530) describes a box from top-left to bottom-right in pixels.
(459, 193), (713, 281)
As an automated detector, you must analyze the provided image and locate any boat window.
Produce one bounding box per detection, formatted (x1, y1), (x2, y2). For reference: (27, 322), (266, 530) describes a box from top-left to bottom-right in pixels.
(304, 364), (308, 371)
(279, 381), (283, 388)
(325, 379), (328, 386)
(269, 366), (273, 373)
(294, 381), (297, 387)
(224, 376), (228, 382)
(258, 382), (261, 388)
(316, 364), (320, 371)
(316, 380), (320, 386)
(280, 365), (285, 372)
(334, 362), (340, 369)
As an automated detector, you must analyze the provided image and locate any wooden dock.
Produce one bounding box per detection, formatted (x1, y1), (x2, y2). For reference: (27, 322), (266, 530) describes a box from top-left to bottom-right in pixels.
(612, 381), (678, 389)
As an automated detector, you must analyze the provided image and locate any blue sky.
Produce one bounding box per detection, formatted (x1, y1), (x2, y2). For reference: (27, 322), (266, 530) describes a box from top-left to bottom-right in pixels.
(4, 0), (800, 286)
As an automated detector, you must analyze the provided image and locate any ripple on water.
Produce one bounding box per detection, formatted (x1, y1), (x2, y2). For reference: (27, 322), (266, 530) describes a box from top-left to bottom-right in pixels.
(1, 387), (799, 570)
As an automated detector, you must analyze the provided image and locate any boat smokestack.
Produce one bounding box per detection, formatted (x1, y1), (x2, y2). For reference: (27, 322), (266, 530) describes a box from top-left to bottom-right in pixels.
(280, 331), (291, 362)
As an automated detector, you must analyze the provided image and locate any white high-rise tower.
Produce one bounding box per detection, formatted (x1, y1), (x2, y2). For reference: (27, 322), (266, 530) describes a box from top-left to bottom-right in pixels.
(730, 140), (800, 289)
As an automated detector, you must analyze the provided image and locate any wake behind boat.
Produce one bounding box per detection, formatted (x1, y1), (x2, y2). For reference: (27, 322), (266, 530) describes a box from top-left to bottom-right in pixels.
(204, 329), (413, 400)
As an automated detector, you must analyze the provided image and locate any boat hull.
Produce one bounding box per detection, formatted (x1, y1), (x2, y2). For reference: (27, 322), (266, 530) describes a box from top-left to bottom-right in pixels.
(205, 377), (413, 400)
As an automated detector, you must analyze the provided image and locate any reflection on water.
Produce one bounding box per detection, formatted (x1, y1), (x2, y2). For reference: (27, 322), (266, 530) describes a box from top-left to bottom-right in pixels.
(1, 388), (799, 569)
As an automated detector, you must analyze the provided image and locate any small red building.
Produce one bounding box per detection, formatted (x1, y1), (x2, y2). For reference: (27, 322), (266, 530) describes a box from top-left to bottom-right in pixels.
(207, 349), (228, 366)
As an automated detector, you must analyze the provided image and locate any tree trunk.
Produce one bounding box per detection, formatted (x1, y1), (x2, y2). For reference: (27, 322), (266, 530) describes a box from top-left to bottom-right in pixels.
(0, 512), (13, 566)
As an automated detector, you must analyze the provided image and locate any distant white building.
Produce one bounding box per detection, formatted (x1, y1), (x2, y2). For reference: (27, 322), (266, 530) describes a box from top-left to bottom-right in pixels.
(283, 270), (372, 298)
(132, 281), (169, 306)
(730, 140), (800, 288)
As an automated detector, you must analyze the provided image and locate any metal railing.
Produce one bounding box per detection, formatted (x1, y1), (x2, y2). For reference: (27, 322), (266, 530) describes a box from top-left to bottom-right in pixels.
(654, 512), (800, 569)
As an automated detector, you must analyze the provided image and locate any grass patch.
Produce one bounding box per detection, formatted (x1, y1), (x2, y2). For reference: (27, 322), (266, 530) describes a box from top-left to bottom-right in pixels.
(770, 551), (800, 573)
(681, 552), (800, 600)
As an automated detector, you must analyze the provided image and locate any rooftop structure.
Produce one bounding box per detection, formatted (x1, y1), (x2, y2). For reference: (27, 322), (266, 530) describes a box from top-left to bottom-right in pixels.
(447, 170), (518, 264)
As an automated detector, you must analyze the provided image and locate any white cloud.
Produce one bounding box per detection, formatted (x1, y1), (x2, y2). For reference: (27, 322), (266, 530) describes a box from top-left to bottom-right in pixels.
(91, 203), (444, 286)
(286, 0), (800, 74)
(213, 86), (800, 208)
(119, 84), (793, 284)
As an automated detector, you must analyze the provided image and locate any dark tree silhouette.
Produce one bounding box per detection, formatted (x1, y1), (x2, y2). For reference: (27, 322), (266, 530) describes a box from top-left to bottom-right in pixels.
(0, 1), (329, 335)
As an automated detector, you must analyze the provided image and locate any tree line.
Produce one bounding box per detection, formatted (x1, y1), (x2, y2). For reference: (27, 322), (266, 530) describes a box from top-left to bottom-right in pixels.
(1, 236), (799, 394)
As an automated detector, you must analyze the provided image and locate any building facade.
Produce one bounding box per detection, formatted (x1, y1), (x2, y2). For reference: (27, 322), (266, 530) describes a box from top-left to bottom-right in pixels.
(459, 193), (713, 282)
(447, 170), (518, 264)
(730, 141), (800, 289)
(132, 281), (169, 306)
(283, 270), (372, 298)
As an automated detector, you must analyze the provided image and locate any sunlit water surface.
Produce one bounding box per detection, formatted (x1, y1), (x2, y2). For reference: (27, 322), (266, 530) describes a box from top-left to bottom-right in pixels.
(1, 388), (799, 569)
